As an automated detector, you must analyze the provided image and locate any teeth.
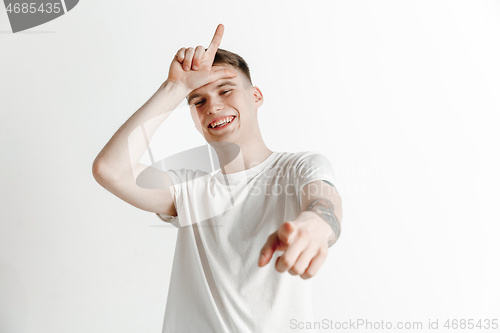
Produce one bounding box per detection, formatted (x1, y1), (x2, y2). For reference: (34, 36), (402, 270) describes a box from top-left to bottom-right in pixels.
(210, 116), (234, 128)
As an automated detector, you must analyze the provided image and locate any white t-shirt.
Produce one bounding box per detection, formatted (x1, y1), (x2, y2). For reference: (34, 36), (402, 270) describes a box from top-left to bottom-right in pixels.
(156, 150), (336, 333)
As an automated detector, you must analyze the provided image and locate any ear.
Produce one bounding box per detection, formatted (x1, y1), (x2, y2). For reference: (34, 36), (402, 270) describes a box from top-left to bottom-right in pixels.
(252, 86), (264, 108)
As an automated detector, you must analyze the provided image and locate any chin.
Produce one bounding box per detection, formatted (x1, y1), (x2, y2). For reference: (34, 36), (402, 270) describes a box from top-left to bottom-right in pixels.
(206, 134), (239, 144)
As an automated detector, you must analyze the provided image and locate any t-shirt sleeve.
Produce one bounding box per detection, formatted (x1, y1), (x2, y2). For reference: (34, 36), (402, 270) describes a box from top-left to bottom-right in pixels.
(295, 151), (337, 210)
(155, 169), (183, 227)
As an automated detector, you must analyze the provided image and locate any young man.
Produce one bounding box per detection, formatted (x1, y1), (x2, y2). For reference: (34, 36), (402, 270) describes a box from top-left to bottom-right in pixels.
(92, 24), (342, 333)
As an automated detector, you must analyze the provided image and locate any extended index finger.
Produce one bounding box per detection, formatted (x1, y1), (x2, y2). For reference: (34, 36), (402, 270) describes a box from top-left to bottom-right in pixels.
(205, 23), (224, 61)
(258, 232), (279, 267)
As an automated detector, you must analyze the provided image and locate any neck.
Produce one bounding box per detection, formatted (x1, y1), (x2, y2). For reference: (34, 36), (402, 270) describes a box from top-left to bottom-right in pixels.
(212, 139), (273, 174)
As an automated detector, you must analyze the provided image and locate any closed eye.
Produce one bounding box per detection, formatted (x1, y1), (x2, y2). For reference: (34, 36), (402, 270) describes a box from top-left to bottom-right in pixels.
(194, 90), (232, 106)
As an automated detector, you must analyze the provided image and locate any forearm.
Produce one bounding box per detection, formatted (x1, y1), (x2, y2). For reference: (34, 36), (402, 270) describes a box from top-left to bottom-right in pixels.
(93, 80), (189, 180)
(305, 199), (341, 247)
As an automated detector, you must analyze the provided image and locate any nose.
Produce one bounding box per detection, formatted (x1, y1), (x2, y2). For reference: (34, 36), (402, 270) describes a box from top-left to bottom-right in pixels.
(206, 98), (224, 115)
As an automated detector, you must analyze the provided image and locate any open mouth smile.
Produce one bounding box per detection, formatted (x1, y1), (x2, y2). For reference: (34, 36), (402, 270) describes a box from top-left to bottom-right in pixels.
(208, 116), (236, 130)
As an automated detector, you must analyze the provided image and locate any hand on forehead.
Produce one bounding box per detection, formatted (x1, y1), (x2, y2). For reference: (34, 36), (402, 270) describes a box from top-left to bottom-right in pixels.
(189, 68), (238, 96)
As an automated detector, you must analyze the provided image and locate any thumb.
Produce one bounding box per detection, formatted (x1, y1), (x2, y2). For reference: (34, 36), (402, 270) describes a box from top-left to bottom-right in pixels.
(210, 67), (238, 82)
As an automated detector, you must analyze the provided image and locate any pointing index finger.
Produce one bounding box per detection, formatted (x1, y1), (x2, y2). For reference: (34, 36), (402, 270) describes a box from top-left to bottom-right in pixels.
(205, 23), (224, 61)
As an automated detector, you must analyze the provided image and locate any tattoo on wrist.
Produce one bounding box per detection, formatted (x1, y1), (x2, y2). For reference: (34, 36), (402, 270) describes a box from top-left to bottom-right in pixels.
(306, 198), (341, 247)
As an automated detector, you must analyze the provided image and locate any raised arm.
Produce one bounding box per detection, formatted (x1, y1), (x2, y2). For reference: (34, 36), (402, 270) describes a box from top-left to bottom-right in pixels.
(92, 23), (238, 216)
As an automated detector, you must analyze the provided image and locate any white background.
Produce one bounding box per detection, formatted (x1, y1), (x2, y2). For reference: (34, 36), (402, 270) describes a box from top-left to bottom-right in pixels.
(1, 1), (499, 332)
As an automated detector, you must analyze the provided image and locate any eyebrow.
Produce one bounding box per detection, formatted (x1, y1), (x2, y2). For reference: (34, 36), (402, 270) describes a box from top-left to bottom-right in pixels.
(187, 81), (237, 105)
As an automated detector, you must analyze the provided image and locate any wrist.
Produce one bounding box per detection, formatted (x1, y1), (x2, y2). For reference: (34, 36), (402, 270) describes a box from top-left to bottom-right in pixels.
(299, 211), (333, 235)
(161, 80), (190, 97)
(301, 211), (335, 245)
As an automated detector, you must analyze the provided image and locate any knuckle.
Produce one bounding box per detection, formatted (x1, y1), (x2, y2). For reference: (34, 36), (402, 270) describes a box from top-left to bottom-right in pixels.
(298, 229), (310, 238)
(291, 265), (304, 275)
(281, 257), (292, 267)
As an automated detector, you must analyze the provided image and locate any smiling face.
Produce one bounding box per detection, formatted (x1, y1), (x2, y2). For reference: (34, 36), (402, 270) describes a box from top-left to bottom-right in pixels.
(187, 64), (264, 146)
